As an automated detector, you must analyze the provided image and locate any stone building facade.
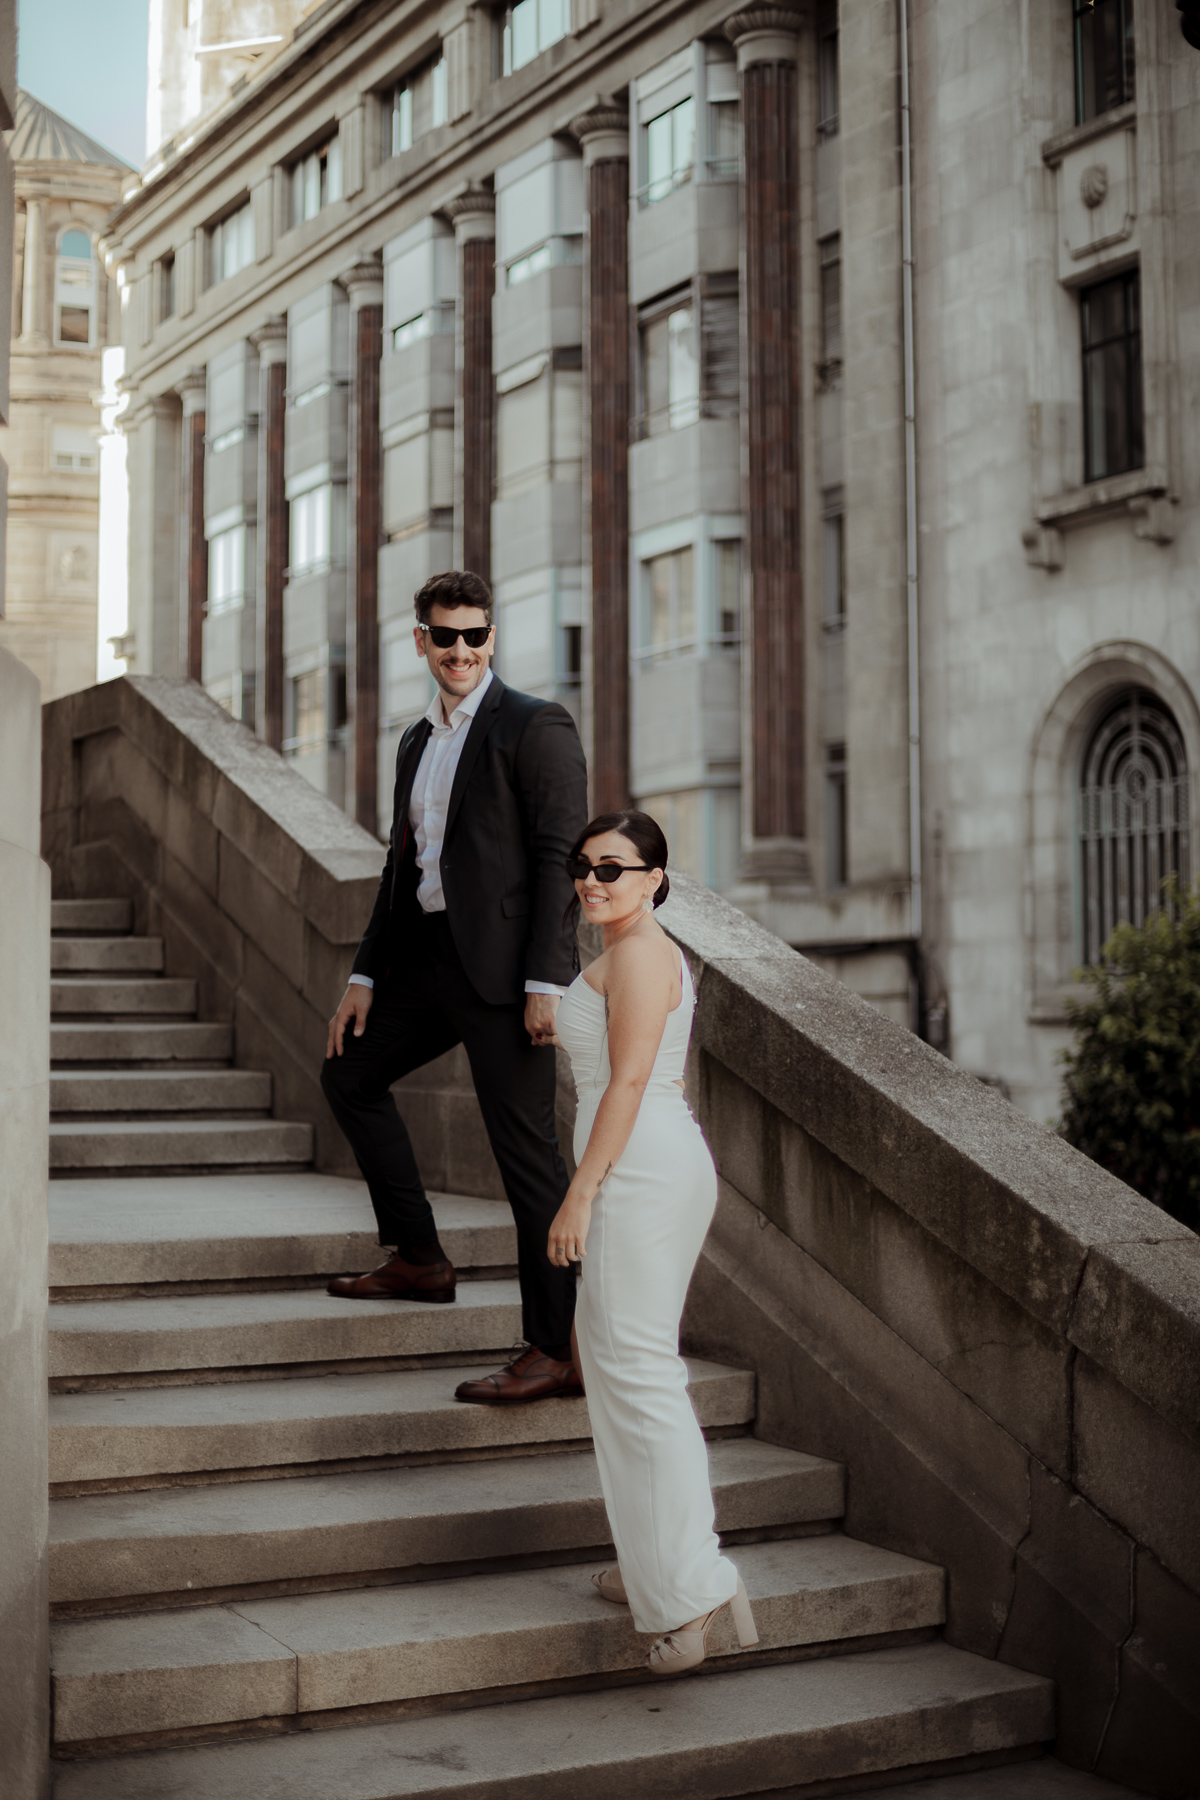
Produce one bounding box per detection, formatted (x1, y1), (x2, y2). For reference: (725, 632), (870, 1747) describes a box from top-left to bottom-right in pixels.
(0, 93), (127, 701)
(101, 0), (1200, 1121)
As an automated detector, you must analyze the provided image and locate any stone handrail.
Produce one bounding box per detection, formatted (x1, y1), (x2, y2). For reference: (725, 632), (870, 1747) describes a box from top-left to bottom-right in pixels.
(658, 876), (1199, 1794)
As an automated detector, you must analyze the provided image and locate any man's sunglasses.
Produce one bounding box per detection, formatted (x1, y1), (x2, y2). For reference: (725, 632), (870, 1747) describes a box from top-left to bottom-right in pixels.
(566, 857), (654, 883)
(419, 623), (492, 649)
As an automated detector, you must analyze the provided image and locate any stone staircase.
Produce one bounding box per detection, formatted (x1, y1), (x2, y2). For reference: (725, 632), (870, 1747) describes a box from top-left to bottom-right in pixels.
(46, 901), (1055, 1796)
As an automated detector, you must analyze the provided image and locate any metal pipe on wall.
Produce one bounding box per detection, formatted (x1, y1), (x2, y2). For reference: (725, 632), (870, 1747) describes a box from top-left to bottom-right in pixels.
(899, 0), (924, 979)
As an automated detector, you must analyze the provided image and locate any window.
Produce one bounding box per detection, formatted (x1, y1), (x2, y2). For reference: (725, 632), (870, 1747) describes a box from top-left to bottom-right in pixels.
(507, 243), (553, 287)
(385, 55), (447, 157)
(55, 228), (94, 346)
(1081, 270), (1142, 484)
(1079, 689), (1188, 964)
(818, 0), (839, 138)
(820, 235), (842, 367)
(1074, 0), (1134, 125)
(825, 742), (848, 887)
(291, 134), (342, 228)
(822, 487), (845, 627)
(51, 424), (98, 472)
(714, 540), (741, 644)
(642, 96), (695, 206)
(708, 94), (739, 178)
(389, 82), (413, 155)
(643, 546), (696, 654)
(209, 202), (254, 284)
(563, 623), (582, 687)
(290, 484), (332, 576)
(158, 252), (175, 321)
(431, 55), (447, 127)
(501, 0), (569, 75)
(287, 670), (325, 751)
(641, 304), (700, 435)
(208, 525), (246, 616)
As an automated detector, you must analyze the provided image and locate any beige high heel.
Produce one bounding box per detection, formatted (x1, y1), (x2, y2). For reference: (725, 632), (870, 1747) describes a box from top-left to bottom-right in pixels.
(647, 1577), (758, 1677)
(591, 1566), (628, 1605)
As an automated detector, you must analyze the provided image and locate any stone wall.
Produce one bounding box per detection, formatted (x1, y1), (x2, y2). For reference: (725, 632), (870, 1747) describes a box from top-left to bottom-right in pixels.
(40, 676), (518, 1199)
(0, 647), (50, 1800)
(659, 878), (1200, 1797)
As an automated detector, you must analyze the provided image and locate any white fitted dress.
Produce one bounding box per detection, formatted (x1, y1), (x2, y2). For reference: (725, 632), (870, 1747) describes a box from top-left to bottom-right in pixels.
(555, 950), (740, 1635)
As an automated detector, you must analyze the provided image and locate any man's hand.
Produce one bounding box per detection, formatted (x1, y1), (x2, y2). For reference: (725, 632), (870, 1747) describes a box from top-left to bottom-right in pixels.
(525, 991), (561, 1048)
(326, 984), (373, 1059)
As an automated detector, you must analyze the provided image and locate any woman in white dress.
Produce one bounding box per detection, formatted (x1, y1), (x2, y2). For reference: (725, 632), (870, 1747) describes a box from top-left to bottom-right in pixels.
(547, 810), (758, 1677)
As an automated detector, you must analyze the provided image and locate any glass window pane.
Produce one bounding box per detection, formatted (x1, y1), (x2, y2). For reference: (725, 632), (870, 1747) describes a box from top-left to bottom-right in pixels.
(60, 229), (92, 259)
(431, 58), (447, 127)
(645, 111), (672, 203)
(647, 555), (673, 647)
(642, 314), (670, 431)
(672, 96), (695, 180)
(511, 0), (537, 71)
(58, 306), (91, 343)
(715, 540), (741, 642)
(393, 85), (412, 154)
(709, 99), (739, 176)
(675, 545), (695, 641)
(667, 307), (700, 428)
(327, 135), (342, 203)
(1075, 0), (1134, 124)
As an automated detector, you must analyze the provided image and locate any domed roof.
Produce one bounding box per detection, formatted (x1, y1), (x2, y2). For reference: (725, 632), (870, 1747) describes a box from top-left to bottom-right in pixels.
(5, 89), (131, 170)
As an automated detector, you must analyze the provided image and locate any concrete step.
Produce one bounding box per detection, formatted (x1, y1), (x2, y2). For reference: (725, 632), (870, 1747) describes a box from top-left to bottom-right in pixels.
(50, 1277), (521, 1380)
(49, 1535), (945, 1746)
(49, 1179), (515, 1289)
(51, 1068), (272, 1116)
(52, 899), (132, 934)
(51, 976), (197, 1017)
(49, 1357), (754, 1484)
(50, 1437), (843, 1606)
(49, 1117), (313, 1177)
(51, 937), (164, 973)
(48, 1641), (1054, 1797)
(51, 1020), (234, 1064)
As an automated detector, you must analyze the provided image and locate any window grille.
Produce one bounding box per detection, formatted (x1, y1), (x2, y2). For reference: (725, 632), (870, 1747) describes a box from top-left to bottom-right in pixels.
(1074, 0), (1134, 124)
(1079, 688), (1189, 964)
(1081, 269), (1143, 484)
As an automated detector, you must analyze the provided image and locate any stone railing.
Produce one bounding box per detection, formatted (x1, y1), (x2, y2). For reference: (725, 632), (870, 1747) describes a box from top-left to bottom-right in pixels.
(41, 678), (1199, 1792)
(659, 878), (1200, 1798)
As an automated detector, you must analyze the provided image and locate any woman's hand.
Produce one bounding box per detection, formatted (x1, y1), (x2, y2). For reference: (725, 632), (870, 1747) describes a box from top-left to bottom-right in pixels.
(547, 1191), (592, 1267)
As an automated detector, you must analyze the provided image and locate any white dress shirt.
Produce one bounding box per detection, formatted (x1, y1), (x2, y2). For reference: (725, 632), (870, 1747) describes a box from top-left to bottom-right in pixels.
(349, 668), (562, 997)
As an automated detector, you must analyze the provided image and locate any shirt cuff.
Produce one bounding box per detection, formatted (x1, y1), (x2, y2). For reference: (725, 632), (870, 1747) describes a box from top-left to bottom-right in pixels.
(348, 973), (374, 990)
(524, 980), (565, 998)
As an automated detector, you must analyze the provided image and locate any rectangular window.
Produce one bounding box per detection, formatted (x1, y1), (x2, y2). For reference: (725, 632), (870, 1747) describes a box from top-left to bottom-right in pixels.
(1081, 270), (1143, 484)
(208, 524), (246, 616)
(822, 486), (845, 625)
(563, 623), (582, 687)
(290, 485), (332, 576)
(291, 134), (342, 228)
(714, 540), (741, 644)
(506, 242), (554, 287)
(708, 96), (739, 178)
(820, 234), (842, 365)
(643, 546), (696, 654)
(51, 424), (98, 472)
(642, 96), (696, 206)
(501, 0), (569, 77)
(209, 202), (254, 285)
(1074, 0), (1134, 124)
(430, 55), (447, 127)
(287, 670), (325, 751)
(55, 239), (95, 346)
(825, 742), (848, 887)
(388, 82), (413, 156)
(818, 0), (839, 138)
(158, 252), (175, 321)
(641, 304), (700, 435)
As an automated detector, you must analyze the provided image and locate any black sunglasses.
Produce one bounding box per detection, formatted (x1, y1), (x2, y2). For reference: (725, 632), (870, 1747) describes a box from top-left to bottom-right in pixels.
(566, 856), (654, 883)
(419, 623), (492, 649)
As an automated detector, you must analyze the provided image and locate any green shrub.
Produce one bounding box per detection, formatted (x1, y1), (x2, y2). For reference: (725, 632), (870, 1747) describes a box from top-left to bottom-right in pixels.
(1060, 882), (1200, 1232)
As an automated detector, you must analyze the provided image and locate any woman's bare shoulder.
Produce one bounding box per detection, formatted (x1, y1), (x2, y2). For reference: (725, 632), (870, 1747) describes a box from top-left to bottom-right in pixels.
(605, 924), (677, 986)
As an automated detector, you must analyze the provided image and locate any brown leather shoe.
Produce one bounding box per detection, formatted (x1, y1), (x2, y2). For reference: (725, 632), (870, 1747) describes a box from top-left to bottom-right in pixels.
(454, 1346), (583, 1404)
(327, 1252), (456, 1303)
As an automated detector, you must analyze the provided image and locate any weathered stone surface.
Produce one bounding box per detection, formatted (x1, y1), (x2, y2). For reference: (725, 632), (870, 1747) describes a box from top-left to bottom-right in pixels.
(50, 938), (163, 972)
(48, 1357), (752, 1483)
(49, 1644), (1052, 1799)
(50, 1069), (271, 1115)
(1070, 1239), (1200, 1447)
(48, 1278), (518, 1378)
(1097, 1549), (1200, 1794)
(48, 1179), (513, 1286)
(50, 1021), (233, 1063)
(836, 1760), (1144, 1800)
(49, 1438), (842, 1603)
(50, 976), (197, 1017)
(48, 1117), (312, 1174)
(51, 900), (132, 934)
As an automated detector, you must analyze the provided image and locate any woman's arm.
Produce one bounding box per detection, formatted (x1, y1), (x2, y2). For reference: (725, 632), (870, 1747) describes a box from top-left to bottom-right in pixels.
(547, 937), (676, 1267)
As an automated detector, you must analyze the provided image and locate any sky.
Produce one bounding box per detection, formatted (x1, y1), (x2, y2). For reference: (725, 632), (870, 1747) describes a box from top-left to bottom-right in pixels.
(17, 0), (147, 168)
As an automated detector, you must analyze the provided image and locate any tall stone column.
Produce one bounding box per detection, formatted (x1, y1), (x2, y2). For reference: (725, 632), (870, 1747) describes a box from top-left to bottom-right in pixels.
(446, 188), (495, 585)
(176, 368), (208, 684)
(251, 317), (288, 751)
(19, 198), (46, 345)
(726, 4), (806, 875)
(571, 102), (630, 815)
(342, 260), (384, 834)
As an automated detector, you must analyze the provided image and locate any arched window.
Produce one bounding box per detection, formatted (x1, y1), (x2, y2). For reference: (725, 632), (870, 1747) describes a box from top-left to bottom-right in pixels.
(1079, 688), (1189, 962)
(56, 227), (95, 346)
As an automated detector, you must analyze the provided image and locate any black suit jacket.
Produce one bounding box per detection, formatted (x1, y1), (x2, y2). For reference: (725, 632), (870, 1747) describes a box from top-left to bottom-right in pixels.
(351, 675), (589, 1006)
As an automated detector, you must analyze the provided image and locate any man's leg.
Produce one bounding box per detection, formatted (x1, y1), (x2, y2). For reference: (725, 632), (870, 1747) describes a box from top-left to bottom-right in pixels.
(319, 977), (460, 1253)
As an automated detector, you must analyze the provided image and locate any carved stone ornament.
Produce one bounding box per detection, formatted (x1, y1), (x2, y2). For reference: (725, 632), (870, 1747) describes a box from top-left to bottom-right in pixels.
(443, 185), (496, 225)
(724, 2), (805, 50)
(569, 101), (629, 164)
(1080, 163), (1109, 209)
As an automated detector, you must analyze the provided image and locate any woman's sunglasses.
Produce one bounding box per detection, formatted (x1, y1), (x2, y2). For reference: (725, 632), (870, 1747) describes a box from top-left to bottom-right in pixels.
(419, 623), (492, 649)
(566, 857), (654, 883)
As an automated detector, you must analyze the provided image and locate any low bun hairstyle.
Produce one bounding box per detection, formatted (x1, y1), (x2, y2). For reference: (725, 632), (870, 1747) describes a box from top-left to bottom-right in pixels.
(567, 810), (670, 908)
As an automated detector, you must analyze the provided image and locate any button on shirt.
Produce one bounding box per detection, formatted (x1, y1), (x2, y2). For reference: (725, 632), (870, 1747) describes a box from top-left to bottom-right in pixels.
(348, 668), (561, 997)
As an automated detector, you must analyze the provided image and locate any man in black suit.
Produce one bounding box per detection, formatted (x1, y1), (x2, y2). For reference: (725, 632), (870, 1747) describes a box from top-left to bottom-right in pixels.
(321, 569), (588, 1404)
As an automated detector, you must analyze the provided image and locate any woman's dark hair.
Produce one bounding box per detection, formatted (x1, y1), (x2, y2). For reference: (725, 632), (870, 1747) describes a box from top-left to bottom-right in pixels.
(568, 810), (670, 909)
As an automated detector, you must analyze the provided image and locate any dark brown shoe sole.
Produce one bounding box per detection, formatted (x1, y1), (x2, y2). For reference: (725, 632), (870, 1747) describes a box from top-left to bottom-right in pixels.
(454, 1382), (583, 1405)
(326, 1284), (457, 1302)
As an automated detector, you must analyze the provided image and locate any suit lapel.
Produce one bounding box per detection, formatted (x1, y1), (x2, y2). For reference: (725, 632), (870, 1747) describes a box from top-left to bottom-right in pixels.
(392, 717), (433, 847)
(444, 675), (505, 846)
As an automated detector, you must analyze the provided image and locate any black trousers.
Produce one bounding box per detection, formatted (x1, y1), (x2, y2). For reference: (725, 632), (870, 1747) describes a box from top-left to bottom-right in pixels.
(319, 911), (576, 1352)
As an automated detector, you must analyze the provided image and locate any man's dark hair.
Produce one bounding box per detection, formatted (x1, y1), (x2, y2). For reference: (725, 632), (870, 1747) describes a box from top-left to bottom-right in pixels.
(414, 570), (493, 627)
